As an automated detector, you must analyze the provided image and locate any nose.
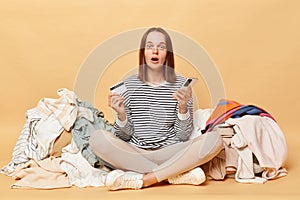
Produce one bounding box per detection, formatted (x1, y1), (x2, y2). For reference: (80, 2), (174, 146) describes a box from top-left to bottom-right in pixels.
(152, 47), (158, 54)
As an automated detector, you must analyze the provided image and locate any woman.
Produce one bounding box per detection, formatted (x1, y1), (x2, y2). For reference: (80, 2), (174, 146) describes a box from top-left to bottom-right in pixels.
(89, 27), (223, 190)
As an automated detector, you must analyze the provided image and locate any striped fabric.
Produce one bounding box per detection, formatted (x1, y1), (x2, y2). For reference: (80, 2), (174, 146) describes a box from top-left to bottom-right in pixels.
(1, 88), (80, 175)
(202, 99), (275, 133)
(37, 88), (78, 131)
(1, 110), (43, 176)
(113, 75), (193, 149)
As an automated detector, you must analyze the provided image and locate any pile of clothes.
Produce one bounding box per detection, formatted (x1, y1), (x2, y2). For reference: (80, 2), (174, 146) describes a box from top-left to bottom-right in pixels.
(1, 88), (114, 189)
(192, 99), (287, 183)
(1, 89), (288, 189)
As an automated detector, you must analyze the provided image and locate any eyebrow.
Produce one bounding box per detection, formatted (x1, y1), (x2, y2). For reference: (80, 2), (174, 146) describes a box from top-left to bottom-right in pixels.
(146, 41), (167, 44)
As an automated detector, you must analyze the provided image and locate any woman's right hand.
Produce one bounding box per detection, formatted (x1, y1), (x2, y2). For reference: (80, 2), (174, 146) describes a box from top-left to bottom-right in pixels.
(108, 93), (126, 121)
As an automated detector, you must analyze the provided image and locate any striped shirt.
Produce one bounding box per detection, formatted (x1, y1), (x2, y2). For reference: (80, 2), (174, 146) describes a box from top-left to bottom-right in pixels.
(113, 74), (193, 149)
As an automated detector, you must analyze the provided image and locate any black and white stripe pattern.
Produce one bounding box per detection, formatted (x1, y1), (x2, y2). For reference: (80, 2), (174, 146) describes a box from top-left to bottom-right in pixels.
(113, 74), (193, 149)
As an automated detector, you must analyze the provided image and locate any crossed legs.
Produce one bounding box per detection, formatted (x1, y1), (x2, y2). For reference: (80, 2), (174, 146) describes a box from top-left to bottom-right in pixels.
(89, 129), (223, 188)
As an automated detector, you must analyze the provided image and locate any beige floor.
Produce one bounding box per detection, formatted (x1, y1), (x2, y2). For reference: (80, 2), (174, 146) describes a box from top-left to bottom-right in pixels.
(1, 120), (299, 200)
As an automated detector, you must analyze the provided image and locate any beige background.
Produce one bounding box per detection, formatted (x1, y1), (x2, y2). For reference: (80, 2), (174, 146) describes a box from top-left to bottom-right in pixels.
(0, 0), (299, 199)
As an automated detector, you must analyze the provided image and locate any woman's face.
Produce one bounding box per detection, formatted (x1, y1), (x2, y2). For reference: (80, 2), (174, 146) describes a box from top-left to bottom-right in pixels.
(144, 31), (167, 71)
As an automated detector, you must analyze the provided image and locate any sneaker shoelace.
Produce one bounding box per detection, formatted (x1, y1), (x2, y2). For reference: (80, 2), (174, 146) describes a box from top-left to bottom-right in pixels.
(110, 172), (143, 190)
(168, 168), (205, 185)
(118, 178), (142, 189)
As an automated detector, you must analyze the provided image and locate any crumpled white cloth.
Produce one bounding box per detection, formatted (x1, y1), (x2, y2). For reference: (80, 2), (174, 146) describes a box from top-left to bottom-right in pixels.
(1, 88), (93, 175)
(231, 125), (266, 183)
(37, 88), (81, 131)
(60, 140), (109, 187)
(227, 115), (288, 182)
(190, 108), (213, 139)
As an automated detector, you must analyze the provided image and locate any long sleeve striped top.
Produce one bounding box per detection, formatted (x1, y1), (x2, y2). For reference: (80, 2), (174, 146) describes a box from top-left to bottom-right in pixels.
(113, 74), (193, 149)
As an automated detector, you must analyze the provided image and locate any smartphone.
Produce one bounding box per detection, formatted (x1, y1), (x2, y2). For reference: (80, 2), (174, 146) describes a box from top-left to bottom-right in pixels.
(110, 81), (127, 96)
(181, 78), (198, 88)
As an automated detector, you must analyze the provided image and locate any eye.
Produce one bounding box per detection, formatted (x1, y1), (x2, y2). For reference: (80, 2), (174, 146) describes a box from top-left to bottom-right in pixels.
(158, 45), (167, 50)
(146, 44), (154, 49)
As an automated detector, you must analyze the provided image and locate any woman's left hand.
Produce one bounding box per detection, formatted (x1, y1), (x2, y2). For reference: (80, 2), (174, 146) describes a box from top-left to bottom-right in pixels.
(173, 86), (192, 114)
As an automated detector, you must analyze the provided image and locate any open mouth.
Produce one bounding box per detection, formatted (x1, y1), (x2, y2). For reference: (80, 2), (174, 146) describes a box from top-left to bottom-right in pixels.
(151, 57), (159, 61)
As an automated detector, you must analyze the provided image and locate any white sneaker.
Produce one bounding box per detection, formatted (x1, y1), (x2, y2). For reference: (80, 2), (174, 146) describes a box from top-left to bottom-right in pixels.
(105, 169), (143, 190)
(168, 167), (206, 185)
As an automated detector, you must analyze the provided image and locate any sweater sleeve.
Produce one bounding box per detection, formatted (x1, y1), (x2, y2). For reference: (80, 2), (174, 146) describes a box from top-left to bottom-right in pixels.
(174, 97), (194, 141)
(113, 105), (134, 141)
(112, 87), (134, 141)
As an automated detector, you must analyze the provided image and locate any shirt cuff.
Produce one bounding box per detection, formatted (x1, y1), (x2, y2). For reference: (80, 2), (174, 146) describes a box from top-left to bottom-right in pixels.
(116, 116), (127, 127)
(178, 110), (190, 120)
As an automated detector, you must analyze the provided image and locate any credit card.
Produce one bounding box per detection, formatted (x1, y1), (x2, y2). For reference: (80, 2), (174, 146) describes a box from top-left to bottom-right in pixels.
(110, 81), (127, 95)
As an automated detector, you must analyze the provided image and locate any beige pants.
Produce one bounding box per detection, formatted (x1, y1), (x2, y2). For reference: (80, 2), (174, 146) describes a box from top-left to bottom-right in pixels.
(89, 130), (223, 182)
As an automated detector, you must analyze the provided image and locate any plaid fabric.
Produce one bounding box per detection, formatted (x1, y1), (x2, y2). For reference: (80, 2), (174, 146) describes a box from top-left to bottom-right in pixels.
(202, 99), (275, 133)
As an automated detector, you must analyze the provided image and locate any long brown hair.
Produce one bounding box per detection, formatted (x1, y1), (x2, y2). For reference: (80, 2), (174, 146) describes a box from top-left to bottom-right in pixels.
(138, 27), (176, 82)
